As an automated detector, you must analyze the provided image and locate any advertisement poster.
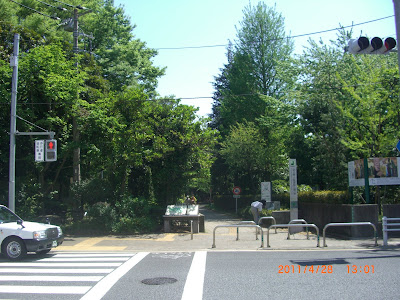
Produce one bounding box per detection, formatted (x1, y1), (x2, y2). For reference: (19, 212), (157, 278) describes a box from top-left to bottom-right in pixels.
(348, 157), (400, 186)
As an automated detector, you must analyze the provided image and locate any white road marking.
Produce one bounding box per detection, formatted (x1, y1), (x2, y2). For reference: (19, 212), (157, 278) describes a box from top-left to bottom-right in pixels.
(80, 252), (149, 300)
(181, 251), (207, 300)
(53, 253), (136, 257)
(37, 257), (130, 261)
(0, 285), (91, 294)
(0, 275), (103, 282)
(0, 268), (113, 274)
(0, 263), (122, 267)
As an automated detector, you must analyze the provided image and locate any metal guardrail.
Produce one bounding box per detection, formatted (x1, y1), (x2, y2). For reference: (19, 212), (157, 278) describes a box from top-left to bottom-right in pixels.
(287, 219), (309, 240)
(212, 225), (264, 248)
(382, 217), (400, 246)
(323, 222), (378, 247)
(236, 221), (258, 240)
(258, 217), (277, 234)
(266, 224), (320, 248)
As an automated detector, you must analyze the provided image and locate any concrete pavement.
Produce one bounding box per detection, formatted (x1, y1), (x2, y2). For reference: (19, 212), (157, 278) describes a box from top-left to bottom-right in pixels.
(56, 205), (400, 252)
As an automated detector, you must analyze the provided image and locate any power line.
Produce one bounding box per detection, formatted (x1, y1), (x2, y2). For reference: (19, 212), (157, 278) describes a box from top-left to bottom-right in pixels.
(33, 0), (67, 11)
(155, 15), (395, 50)
(8, 0), (60, 20)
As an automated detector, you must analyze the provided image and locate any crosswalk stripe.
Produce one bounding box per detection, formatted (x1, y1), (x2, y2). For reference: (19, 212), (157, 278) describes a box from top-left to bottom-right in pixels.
(0, 262), (122, 267)
(53, 253), (136, 257)
(0, 285), (91, 295)
(0, 275), (103, 282)
(0, 252), (145, 298)
(37, 257), (130, 262)
(0, 268), (113, 273)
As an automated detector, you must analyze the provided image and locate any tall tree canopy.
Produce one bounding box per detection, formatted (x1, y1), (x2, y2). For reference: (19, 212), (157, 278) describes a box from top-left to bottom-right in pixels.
(211, 2), (294, 134)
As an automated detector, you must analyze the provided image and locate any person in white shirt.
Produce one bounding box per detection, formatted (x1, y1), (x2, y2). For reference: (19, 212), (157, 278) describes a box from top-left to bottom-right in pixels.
(250, 200), (266, 224)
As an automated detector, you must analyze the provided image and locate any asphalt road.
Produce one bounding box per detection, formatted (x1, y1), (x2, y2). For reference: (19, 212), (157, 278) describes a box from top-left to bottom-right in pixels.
(107, 249), (400, 300)
(1, 249), (398, 300)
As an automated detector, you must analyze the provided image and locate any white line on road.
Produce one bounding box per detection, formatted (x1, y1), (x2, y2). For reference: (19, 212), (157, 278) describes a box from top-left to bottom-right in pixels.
(181, 251), (207, 300)
(37, 257), (130, 261)
(0, 268), (113, 274)
(53, 253), (136, 257)
(0, 275), (103, 282)
(0, 285), (91, 295)
(80, 252), (149, 300)
(0, 263), (122, 267)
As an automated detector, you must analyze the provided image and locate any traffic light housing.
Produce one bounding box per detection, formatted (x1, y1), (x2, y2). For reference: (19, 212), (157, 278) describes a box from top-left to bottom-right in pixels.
(45, 139), (57, 162)
(347, 36), (396, 54)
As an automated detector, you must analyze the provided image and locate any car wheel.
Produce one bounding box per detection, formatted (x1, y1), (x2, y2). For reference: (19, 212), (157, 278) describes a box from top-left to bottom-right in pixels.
(2, 237), (27, 260)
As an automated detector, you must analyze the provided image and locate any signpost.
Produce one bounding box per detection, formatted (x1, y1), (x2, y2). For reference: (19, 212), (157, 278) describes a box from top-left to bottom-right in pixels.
(35, 140), (45, 162)
(261, 182), (271, 202)
(233, 186), (241, 213)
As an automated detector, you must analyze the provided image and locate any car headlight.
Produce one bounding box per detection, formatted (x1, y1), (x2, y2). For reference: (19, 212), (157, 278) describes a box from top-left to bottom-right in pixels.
(57, 226), (63, 237)
(33, 230), (47, 240)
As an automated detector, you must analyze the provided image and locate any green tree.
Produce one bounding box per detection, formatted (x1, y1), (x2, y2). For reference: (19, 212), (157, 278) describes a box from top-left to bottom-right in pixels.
(336, 54), (400, 158)
(211, 2), (294, 194)
(294, 38), (348, 189)
(212, 2), (294, 134)
(220, 122), (269, 193)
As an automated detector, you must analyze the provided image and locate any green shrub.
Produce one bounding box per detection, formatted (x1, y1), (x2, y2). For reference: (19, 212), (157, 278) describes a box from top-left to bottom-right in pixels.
(237, 206), (273, 220)
(299, 191), (350, 204)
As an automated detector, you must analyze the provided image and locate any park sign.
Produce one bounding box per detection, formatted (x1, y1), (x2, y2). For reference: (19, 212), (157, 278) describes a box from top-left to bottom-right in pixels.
(261, 182), (271, 202)
(348, 157), (400, 187)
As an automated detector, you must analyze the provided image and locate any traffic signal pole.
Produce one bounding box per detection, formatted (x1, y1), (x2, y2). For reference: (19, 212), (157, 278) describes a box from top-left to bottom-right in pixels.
(393, 0), (400, 78)
(8, 34), (56, 212)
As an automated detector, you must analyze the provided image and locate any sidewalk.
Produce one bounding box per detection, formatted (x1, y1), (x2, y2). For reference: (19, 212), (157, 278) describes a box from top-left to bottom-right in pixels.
(57, 205), (400, 252)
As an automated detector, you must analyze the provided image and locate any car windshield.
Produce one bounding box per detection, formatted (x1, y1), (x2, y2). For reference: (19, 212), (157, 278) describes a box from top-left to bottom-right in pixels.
(0, 206), (21, 223)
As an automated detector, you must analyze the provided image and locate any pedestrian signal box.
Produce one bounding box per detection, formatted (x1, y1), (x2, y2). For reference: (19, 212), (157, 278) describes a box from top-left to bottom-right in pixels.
(45, 139), (57, 162)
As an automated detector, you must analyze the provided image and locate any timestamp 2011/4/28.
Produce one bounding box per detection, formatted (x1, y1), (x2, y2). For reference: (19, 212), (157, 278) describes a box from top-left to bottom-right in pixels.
(278, 265), (375, 274)
(278, 265), (333, 274)
(347, 265), (375, 274)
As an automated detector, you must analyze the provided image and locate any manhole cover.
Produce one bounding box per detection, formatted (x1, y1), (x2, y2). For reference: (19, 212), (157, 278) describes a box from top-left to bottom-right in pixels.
(141, 277), (178, 285)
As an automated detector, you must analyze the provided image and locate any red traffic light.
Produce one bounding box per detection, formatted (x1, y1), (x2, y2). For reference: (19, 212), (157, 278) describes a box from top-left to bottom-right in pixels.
(45, 139), (57, 162)
(47, 141), (55, 150)
(347, 36), (397, 54)
(384, 37), (396, 52)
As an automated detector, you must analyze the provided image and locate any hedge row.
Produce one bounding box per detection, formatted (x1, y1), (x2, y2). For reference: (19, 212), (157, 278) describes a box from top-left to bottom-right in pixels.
(213, 191), (350, 211)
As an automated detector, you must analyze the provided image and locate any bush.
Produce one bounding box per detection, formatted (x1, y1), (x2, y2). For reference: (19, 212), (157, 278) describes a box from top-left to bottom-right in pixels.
(16, 182), (61, 220)
(113, 196), (158, 233)
(64, 196), (160, 235)
(237, 206), (272, 220)
(299, 191), (350, 204)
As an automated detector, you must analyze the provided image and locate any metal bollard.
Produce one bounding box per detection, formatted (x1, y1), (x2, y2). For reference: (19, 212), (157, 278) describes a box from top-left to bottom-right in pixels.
(287, 219), (309, 240)
(236, 221), (257, 240)
(190, 220), (193, 240)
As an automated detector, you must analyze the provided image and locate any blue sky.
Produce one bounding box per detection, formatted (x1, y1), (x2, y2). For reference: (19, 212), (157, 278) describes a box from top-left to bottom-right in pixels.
(114, 0), (396, 118)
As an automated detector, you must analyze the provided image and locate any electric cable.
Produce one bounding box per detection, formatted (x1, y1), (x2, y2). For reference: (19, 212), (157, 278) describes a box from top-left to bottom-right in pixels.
(33, 0), (67, 11)
(8, 0), (60, 20)
(155, 15), (394, 50)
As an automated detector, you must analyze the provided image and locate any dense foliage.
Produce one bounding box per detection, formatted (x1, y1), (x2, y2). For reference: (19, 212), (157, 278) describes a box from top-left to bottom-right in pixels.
(211, 2), (400, 207)
(0, 0), (217, 232)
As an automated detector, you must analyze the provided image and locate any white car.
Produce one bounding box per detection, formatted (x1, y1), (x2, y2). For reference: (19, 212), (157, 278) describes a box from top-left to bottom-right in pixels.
(0, 205), (64, 260)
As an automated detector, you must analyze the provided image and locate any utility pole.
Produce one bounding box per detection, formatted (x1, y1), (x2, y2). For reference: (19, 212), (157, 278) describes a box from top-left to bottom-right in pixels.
(70, 6), (92, 184)
(72, 7), (81, 184)
(8, 34), (19, 212)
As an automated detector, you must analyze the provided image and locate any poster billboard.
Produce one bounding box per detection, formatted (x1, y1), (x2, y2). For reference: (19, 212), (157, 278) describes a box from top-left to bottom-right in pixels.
(348, 157), (400, 186)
